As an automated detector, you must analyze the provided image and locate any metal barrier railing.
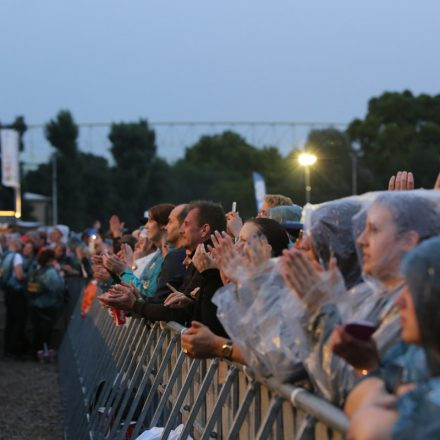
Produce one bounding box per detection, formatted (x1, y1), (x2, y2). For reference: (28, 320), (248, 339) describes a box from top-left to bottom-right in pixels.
(58, 297), (349, 440)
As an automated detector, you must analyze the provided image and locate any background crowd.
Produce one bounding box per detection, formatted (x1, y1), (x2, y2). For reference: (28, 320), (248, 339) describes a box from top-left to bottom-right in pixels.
(2, 170), (440, 439)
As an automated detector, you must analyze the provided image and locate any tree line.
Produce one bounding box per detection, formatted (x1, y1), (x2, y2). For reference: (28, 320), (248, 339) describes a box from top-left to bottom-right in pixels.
(2, 90), (439, 230)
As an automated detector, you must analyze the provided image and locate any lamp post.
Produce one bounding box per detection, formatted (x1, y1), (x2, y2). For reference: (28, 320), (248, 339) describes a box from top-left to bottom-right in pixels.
(298, 152), (317, 204)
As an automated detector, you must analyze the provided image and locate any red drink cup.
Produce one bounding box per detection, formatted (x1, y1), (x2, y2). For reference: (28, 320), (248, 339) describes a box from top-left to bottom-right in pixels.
(112, 308), (126, 326)
(125, 421), (136, 440)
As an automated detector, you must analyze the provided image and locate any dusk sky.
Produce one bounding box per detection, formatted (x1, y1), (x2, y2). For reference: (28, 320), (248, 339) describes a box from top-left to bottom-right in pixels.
(1, 0), (439, 161)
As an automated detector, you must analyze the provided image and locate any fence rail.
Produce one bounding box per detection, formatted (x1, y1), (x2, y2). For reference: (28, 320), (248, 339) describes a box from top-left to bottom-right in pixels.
(58, 298), (349, 440)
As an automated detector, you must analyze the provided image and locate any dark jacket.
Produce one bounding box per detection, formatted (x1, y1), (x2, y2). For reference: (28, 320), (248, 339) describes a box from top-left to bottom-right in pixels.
(144, 247), (186, 304)
(132, 261), (227, 337)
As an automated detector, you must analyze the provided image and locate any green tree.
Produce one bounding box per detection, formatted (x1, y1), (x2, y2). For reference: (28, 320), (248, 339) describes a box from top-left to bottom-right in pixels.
(170, 131), (302, 217)
(24, 111), (115, 229)
(298, 128), (354, 202)
(108, 120), (161, 228)
(347, 90), (440, 191)
(44, 111), (83, 228)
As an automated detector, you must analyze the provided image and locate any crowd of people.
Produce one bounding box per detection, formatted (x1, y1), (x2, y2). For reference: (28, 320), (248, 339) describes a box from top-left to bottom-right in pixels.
(2, 169), (440, 438)
(0, 225), (93, 360)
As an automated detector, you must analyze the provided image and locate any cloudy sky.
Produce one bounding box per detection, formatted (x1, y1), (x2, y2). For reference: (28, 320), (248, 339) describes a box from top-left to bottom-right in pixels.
(1, 0), (439, 160)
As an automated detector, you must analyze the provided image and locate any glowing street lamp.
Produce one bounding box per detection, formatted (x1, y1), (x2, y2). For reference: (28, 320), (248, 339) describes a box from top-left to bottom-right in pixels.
(298, 152), (317, 203)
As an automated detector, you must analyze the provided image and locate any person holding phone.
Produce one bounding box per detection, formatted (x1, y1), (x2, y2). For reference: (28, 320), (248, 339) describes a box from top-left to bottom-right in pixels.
(345, 236), (440, 439)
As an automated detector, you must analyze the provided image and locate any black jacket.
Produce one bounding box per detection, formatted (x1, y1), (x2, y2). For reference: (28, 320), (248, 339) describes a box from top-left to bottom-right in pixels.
(132, 263), (227, 337)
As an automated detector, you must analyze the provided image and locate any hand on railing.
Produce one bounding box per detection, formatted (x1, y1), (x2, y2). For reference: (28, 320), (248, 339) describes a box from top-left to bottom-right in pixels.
(181, 321), (224, 358)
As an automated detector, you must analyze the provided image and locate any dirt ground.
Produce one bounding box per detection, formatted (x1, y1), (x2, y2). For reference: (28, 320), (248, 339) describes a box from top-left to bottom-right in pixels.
(0, 293), (65, 440)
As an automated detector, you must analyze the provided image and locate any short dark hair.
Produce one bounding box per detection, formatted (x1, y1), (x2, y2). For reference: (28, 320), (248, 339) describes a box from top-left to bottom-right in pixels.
(247, 217), (290, 257)
(38, 248), (55, 266)
(148, 203), (175, 226)
(189, 201), (226, 234)
(176, 204), (191, 225)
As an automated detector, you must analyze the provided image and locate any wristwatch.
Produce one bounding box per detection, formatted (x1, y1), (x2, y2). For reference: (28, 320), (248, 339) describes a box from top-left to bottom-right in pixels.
(221, 340), (234, 360)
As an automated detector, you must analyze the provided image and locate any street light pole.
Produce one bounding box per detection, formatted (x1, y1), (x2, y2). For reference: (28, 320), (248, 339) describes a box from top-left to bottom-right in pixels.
(52, 153), (58, 225)
(351, 152), (357, 195)
(304, 165), (311, 203)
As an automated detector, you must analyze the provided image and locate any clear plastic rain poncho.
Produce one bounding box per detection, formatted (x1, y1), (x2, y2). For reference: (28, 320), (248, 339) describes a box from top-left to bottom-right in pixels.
(392, 236), (440, 439)
(213, 257), (308, 383)
(303, 190), (440, 406)
(213, 197), (365, 383)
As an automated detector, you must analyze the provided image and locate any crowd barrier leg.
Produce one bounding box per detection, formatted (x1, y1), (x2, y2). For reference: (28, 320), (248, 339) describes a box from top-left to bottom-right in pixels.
(105, 325), (167, 439)
(90, 320), (148, 434)
(59, 296), (349, 439)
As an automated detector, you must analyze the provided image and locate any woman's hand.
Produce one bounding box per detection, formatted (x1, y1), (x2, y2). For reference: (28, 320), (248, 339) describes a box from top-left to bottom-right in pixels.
(280, 248), (344, 311)
(120, 243), (134, 267)
(328, 325), (380, 371)
(210, 231), (242, 282)
(102, 253), (128, 276)
(93, 265), (111, 283)
(388, 171), (414, 191)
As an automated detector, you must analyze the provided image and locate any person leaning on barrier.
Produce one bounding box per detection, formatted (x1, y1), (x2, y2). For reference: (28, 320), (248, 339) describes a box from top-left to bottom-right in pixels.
(345, 236), (440, 440)
(100, 201), (228, 337)
(98, 204), (174, 297)
(281, 191), (440, 406)
(100, 204), (189, 308)
(181, 217), (290, 362)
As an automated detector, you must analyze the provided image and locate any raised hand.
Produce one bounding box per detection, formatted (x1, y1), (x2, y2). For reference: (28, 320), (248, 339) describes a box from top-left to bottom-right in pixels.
(388, 171), (414, 191)
(210, 231), (242, 282)
(192, 243), (217, 273)
(120, 243), (134, 267)
(92, 265), (111, 284)
(102, 253), (128, 276)
(226, 211), (243, 239)
(434, 172), (440, 190)
(280, 247), (345, 312)
(109, 214), (125, 238)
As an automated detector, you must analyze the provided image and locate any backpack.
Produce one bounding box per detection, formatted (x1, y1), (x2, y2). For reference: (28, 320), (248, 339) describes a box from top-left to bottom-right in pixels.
(0, 252), (16, 290)
(26, 266), (46, 297)
(26, 266), (64, 309)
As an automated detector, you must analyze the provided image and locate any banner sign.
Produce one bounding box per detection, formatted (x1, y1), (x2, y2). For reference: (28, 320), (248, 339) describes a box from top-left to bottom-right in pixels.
(252, 171), (266, 212)
(1, 129), (20, 188)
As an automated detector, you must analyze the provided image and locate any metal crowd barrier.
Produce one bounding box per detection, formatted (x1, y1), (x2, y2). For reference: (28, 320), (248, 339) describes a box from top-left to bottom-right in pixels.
(58, 298), (349, 440)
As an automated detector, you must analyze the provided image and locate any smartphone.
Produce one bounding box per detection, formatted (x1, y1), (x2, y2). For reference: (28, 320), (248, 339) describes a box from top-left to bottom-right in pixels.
(232, 201), (237, 213)
(344, 320), (378, 341)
